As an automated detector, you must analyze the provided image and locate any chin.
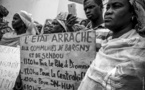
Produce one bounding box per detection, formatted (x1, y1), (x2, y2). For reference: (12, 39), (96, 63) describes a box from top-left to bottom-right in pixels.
(87, 17), (93, 20)
(105, 23), (111, 28)
(105, 23), (114, 31)
(12, 26), (16, 30)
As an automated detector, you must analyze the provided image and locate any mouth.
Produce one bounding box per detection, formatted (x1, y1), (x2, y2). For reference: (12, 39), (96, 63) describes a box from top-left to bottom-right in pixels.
(104, 17), (112, 22)
(86, 14), (92, 18)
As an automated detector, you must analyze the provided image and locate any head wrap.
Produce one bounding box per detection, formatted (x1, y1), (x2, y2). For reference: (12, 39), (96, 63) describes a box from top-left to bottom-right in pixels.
(55, 12), (69, 32)
(56, 12), (69, 21)
(18, 10), (37, 35)
(18, 10), (32, 28)
(129, 0), (145, 35)
(56, 19), (67, 32)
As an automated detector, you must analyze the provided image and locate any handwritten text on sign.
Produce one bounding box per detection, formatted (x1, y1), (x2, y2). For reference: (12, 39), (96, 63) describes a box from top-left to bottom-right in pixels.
(0, 45), (20, 90)
(20, 31), (96, 90)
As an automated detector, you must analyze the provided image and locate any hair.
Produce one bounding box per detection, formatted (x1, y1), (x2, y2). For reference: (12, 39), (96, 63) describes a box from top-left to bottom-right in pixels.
(0, 5), (9, 17)
(13, 13), (27, 33)
(128, 1), (138, 29)
(84, 0), (103, 9)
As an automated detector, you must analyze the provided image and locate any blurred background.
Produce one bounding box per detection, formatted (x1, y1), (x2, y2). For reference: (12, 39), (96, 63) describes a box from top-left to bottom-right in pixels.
(0, 0), (108, 26)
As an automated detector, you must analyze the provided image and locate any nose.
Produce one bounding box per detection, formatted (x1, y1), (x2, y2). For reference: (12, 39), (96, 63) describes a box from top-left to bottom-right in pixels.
(105, 7), (113, 16)
(12, 19), (16, 23)
(85, 8), (90, 14)
(12, 20), (15, 24)
(50, 25), (53, 28)
(51, 24), (54, 28)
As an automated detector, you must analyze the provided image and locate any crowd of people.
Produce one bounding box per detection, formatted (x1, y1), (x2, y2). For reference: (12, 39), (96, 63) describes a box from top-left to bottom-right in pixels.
(0, 6), (92, 47)
(0, 0), (145, 90)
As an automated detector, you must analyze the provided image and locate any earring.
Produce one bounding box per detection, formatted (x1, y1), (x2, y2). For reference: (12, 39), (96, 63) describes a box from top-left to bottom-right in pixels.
(131, 16), (135, 21)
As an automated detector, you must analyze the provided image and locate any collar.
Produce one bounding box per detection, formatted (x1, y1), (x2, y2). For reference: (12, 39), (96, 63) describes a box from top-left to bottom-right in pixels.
(86, 22), (105, 30)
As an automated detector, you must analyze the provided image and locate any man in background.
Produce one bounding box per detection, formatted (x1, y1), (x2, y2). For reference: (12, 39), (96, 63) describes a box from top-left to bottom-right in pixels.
(83, 0), (104, 29)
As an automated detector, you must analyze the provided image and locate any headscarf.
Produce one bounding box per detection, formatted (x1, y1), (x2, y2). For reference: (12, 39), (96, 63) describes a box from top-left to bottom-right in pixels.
(18, 10), (37, 35)
(33, 21), (42, 35)
(56, 12), (69, 21)
(55, 12), (69, 32)
(129, 0), (145, 35)
(0, 11), (37, 47)
(56, 19), (67, 32)
(42, 19), (53, 34)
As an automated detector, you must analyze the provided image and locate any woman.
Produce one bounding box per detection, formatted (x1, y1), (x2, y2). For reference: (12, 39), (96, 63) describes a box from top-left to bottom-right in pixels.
(41, 12), (69, 34)
(11, 10), (37, 35)
(0, 5), (12, 37)
(43, 19), (53, 34)
(33, 21), (42, 35)
(49, 19), (67, 33)
(78, 0), (145, 90)
(0, 10), (37, 47)
(43, 18), (68, 34)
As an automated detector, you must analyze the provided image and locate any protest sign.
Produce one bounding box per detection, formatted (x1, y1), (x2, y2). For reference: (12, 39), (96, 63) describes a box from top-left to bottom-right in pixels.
(0, 45), (20, 90)
(20, 31), (96, 90)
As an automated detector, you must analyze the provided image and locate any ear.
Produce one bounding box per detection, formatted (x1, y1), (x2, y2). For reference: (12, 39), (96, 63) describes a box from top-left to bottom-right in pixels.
(131, 12), (135, 20)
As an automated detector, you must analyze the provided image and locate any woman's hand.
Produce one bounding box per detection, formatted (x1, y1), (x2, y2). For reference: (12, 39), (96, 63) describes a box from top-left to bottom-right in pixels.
(65, 14), (78, 27)
(108, 75), (143, 90)
(108, 76), (123, 89)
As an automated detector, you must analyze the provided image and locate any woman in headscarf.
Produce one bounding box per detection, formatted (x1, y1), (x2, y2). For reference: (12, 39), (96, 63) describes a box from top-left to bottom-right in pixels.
(43, 19), (52, 34)
(12, 10), (37, 35)
(0, 10), (37, 47)
(78, 0), (145, 90)
(0, 5), (12, 37)
(33, 21), (43, 35)
(42, 19), (67, 34)
(10, 11), (38, 90)
(43, 12), (69, 34)
(49, 19), (68, 33)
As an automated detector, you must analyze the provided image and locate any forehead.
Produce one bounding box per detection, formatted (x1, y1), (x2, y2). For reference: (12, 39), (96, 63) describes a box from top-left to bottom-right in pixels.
(84, 0), (97, 6)
(52, 19), (58, 23)
(108, 0), (128, 4)
(52, 19), (60, 25)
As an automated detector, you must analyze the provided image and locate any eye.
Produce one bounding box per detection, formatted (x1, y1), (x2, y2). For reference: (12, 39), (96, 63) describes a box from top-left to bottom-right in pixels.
(106, 5), (110, 10)
(13, 17), (17, 20)
(88, 5), (95, 9)
(84, 5), (95, 11)
(112, 3), (123, 9)
(52, 22), (59, 25)
(106, 2), (123, 10)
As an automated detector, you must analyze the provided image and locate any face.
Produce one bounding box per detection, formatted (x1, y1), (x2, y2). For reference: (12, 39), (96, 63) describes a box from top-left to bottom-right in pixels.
(104, 0), (132, 32)
(43, 20), (52, 33)
(36, 24), (42, 33)
(45, 21), (51, 27)
(84, 0), (102, 21)
(12, 13), (24, 30)
(50, 19), (65, 33)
